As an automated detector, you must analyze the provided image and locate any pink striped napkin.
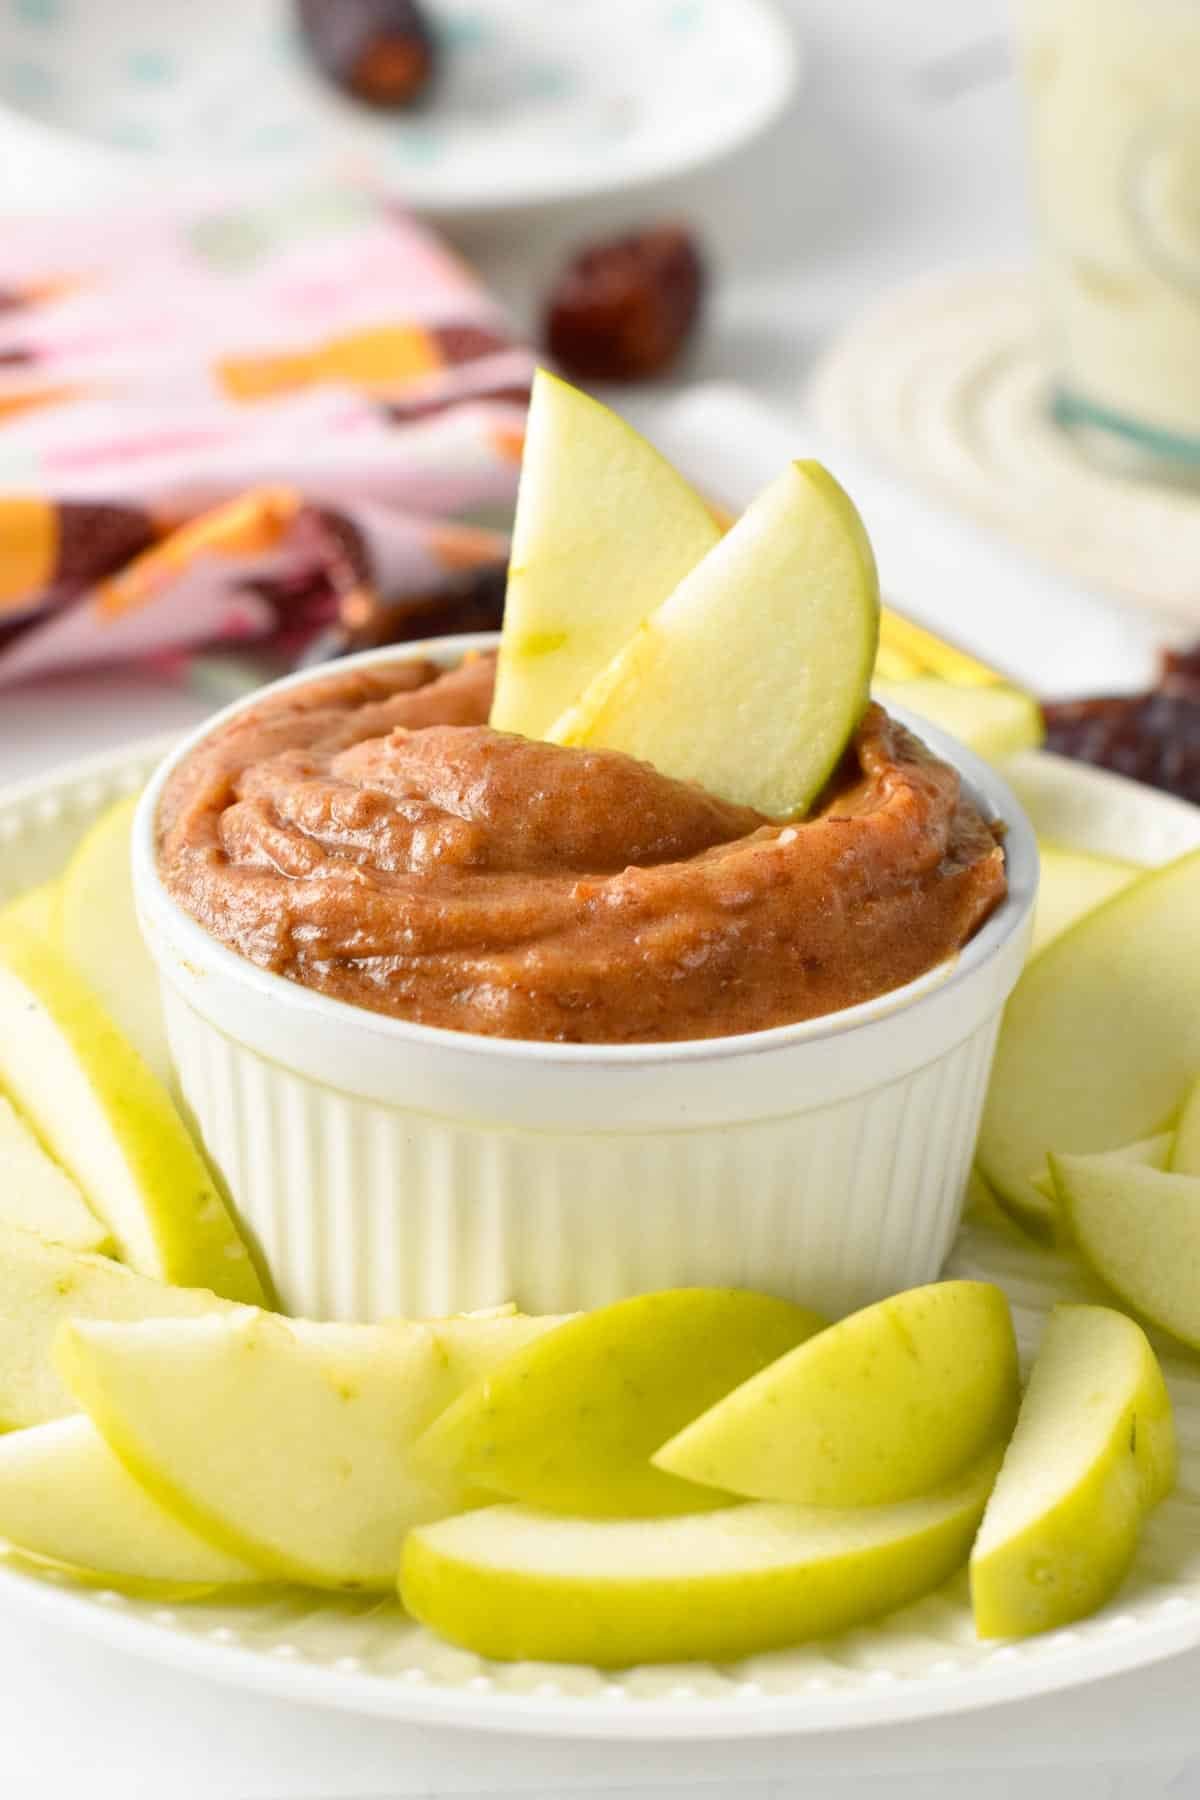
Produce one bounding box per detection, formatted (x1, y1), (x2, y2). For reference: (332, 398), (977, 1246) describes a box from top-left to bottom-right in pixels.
(0, 187), (531, 688)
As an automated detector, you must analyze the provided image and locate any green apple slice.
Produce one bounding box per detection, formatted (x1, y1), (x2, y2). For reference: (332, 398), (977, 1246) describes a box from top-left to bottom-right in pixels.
(873, 677), (1044, 764)
(58, 795), (171, 1086)
(1025, 1132), (1172, 1232)
(0, 1416), (264, 1595)
(1055, 1133), (1173, 1177)
(0, 924), (266, 1303)
(0, 1224), (235, 1430)
(490, 370), (721, 739)
(56, 1309), (554, 1590)
(654, 1282), (1018, 1508)
(1172, 1074), (1200, 1175)
(1076, 1133), (1175, 1172)
(0, 1095), (109, 1253)
(548, 462), (880, 818)
(977, 851), (1200, 1239)
(414, 1289), (826, 1518)
(0, 882), (60, 938)
(1031, 844), (1141, 960)
(1029, 1131), (1171, 1222)
(401, 1448), (1001, 1667)
(426, 1310), (576, 1390)
(971, 1305), (1174, 1638)
(1051, 1147), (1200, 1350)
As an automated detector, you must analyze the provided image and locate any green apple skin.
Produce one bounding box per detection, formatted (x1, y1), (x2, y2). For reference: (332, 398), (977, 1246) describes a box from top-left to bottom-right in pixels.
(490, 370), (721, 740)
(0, 1222), (236, 1430)
(654, 1282), (1018, 1508)
(1172, 1074), (1200, 1175)
(1030, 844), (1140, 960)
(56, 1307), (579, 1591)
(977, 851), (1200, 1240)
(58, 795), (171, 1086)
(0, 1415), (264, 1596)
(0, 924), (267, 1304)
(873, 677), (1044, 765)
(971, 1305), (1174, 1638)
(0, 882), (60, 939)
(0, 1094), (110, 1253)
(413, 1288), (827, 1518)
(400, 1449), (1001, 1668)
(1051, 1146), (1200, 1351)
(547, 462), (881, 819)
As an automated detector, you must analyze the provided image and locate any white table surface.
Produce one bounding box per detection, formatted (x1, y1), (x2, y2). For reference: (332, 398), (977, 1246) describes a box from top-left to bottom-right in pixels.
(4, 1), (1200, 1793)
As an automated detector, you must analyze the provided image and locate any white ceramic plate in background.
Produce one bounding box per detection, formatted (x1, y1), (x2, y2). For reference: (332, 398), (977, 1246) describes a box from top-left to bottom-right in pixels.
(0, 0), (799, 215)
(1, 736), (1200, 1736)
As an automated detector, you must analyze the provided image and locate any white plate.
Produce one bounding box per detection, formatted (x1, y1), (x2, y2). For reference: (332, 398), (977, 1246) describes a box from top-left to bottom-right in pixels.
(0, 0), (798, 216)
(1, 736), (1199, 1741)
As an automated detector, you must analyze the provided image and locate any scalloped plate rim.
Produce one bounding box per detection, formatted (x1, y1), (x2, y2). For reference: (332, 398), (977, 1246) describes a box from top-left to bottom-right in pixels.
(2, 1555), (1200, 1739)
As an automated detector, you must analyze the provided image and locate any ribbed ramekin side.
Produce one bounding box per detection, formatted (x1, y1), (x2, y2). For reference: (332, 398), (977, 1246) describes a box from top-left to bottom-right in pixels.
(163, 987), (1001, 1322)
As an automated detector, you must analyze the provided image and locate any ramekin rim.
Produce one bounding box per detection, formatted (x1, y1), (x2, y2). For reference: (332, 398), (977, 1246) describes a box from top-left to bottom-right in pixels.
(132, 632), (1039, 1071)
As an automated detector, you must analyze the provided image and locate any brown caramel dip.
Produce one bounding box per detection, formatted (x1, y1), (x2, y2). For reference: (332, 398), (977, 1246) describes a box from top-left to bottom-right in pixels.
(156, 653), (1006, 1044)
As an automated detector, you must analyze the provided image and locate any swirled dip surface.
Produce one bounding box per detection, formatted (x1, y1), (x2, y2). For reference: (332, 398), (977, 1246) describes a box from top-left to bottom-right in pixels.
(157, 654), (1006, 1043)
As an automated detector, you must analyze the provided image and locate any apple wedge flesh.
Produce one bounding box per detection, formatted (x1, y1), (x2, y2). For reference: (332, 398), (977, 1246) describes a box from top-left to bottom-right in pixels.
(654, 1281), (1018, 1508)
(425, 1310), (576, 1390)
(977, 851), (1200, 1238)
(1024, 1132), (1172, 1232)
(1030, 844), (1140, 960)
(401, 1449), (1001, 1667)
(0, 924), (266, 1303)
(971, 1305), (1174, 1638)
(0, 1095), (109, 1253)
(1172, 1074), (1200, 1175)
(491, 370), (721, 739)
(57, 1308), (574, 1590)
(1051, 1148), (1200, 1350)
(0, 1416), (264, 1595)
(0, 1223), (236, 1429)
(873, 677), (1044, 765)
(1077, 1133), (1174, 1172)
(548, 462), (880, 819)
(414, 1288), (826, 1518)
(58, 795), (171, 1086)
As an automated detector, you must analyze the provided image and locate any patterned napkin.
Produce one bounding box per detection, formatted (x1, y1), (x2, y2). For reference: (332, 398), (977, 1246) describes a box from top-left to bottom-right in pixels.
(0, 187), (532, 688)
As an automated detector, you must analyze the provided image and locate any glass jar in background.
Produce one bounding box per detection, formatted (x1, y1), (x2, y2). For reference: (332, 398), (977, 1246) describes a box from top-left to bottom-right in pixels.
(1015, 0), (1200, 477)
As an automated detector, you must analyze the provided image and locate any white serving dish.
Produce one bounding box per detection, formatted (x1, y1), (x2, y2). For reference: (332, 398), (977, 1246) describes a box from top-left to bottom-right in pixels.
(131, 633), (1037, 1322)
(2, 729), (1200, 1737)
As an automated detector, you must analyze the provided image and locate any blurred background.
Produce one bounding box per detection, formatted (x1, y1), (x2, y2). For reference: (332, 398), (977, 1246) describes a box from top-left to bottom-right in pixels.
(0, 0), (1197, 800)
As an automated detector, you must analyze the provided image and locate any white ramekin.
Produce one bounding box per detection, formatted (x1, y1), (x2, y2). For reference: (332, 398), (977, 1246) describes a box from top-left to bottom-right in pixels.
(133, 634), (1038, 1323)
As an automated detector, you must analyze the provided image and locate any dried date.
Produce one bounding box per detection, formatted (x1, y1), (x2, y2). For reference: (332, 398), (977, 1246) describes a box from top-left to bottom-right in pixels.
(1162, 641), (1200, 700)
(334, 562), (508, 653)
(544, 225), (705, 382)
(1042, 688), (1200, 807)
(295, 0), (437, 109)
